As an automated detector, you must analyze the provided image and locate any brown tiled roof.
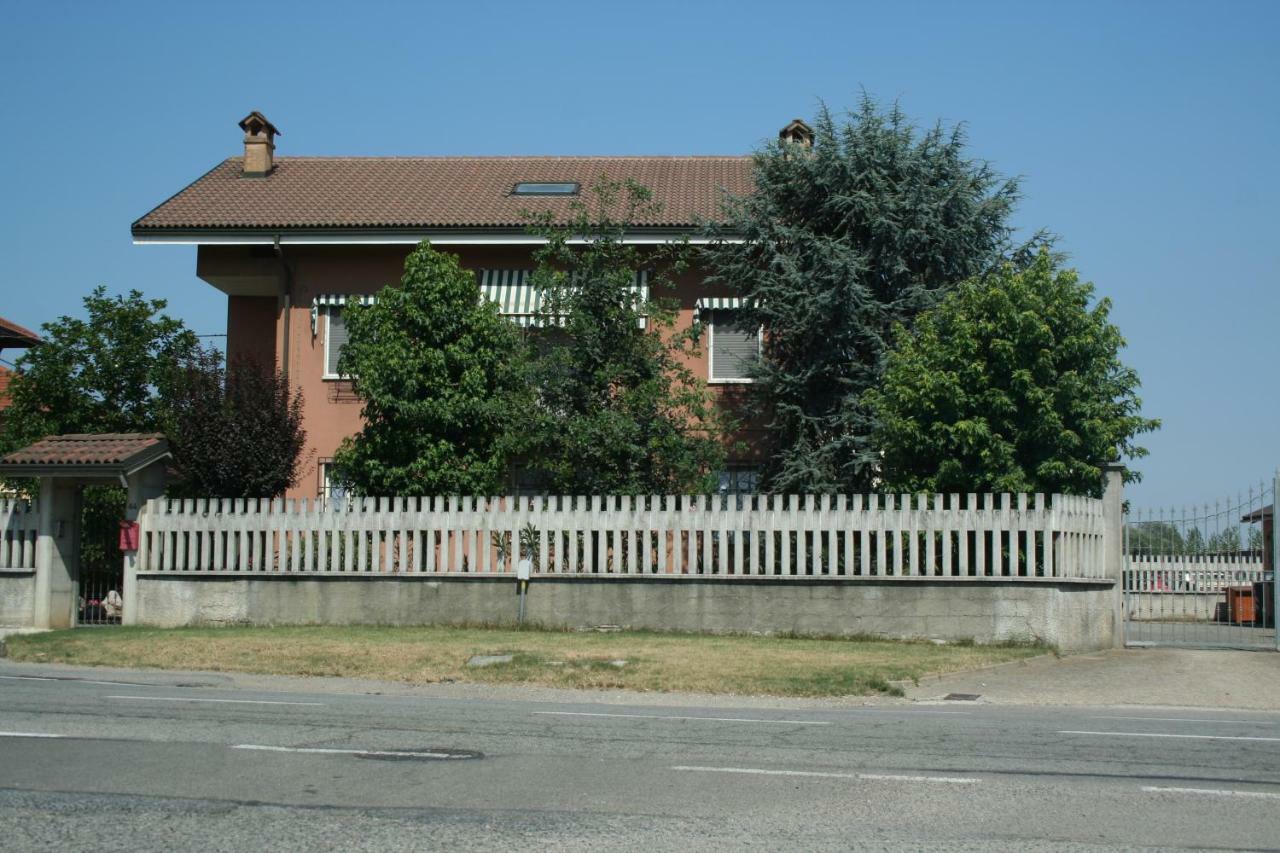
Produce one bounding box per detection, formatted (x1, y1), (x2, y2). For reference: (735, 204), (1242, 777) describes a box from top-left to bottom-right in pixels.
(0, 316), (40, 348)
(132, 156), (754, 233)
(0, 433), (168, 469)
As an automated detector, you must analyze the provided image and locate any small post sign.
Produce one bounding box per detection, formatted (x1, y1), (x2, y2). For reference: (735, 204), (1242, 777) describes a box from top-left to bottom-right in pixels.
(516, 558), (532, 624)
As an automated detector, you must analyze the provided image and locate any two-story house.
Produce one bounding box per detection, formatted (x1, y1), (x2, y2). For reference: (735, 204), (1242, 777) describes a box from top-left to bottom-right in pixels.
(133, 112), (810, 499)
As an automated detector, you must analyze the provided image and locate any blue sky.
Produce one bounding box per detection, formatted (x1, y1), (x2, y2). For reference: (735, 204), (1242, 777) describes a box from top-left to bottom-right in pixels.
(1, 0), (1276, 508)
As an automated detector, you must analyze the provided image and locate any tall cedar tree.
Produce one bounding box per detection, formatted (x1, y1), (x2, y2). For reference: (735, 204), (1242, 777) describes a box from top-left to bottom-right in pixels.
(866, 254), (1158, 497)
(520, 177), (727, 494)
(702, 98), (1036, 493)
(1, 287), (201, 575)
(164, 353), (306, 498)
(332, 242), (528, 496)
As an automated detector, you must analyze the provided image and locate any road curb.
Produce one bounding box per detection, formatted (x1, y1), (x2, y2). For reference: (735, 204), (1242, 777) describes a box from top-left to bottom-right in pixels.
(890, 650), (1061, 694)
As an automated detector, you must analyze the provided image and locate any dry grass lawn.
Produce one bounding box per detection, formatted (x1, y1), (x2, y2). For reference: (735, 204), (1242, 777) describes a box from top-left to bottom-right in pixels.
(4, 626), (1047, 698)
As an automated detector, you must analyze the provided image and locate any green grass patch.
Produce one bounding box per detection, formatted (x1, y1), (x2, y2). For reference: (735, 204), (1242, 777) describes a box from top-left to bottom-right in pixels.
(4, 625), (1047, 698)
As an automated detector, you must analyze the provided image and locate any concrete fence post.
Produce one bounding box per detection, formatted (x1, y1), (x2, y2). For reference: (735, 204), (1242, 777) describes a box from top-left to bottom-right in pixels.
(32, 478), (79, 629)
(1273, 471), (1279, 652)
(121, 462), (166, 627)
(1101, 464), (1125, 648)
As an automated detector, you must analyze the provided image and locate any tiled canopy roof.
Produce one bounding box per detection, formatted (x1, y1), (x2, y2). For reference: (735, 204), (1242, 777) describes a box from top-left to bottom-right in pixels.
(131, 156), (754, 233)
(0, 316), (41, 349)
(0, 433), (169, 475)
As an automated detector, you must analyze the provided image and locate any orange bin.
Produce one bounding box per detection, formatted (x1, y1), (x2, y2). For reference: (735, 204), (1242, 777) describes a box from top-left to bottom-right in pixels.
(1225, 586), (1255, 624)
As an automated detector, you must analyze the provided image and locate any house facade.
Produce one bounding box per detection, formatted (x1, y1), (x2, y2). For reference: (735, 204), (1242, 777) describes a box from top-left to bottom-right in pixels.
(133, 113), (801, 500)
(0, 316), (42, 426)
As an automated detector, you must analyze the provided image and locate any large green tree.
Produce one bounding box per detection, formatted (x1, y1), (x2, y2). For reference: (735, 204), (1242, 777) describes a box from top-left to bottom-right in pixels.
(867, 253), (1158, 497)
(1, 287), (202, 578)
(519, 177), (726, 494)
(332, 242), (528, 496)
(702, 97), (1036, 493)
(1, 286), (200, 450)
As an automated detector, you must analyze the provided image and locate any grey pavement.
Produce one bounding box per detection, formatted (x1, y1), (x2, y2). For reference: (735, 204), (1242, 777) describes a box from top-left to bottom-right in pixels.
(0, 656), (1278, 851)
(905, 647), (1280, 711)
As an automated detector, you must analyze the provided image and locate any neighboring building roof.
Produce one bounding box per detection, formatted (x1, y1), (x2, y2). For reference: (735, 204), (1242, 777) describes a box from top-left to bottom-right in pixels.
(0, 316), (41, 349)
(131, 156), (754, 236)
(0, 433), (170, 478)
(1242, 505), (1272, 523)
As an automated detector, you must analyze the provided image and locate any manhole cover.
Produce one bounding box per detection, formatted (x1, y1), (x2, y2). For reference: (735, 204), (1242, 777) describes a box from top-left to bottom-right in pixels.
(943, 693), (981, 701)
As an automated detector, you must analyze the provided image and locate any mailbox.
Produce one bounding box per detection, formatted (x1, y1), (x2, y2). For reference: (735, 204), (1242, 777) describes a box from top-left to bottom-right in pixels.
(118, 520), (140, 552)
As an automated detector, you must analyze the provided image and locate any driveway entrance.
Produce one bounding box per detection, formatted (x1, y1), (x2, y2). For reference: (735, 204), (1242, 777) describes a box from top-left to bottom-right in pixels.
(1124, 478), (1276, 650)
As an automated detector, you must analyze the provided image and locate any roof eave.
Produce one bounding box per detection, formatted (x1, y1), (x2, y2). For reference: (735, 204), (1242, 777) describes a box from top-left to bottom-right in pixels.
(0, 444), (171, 481)
(131, 226), (741, 246)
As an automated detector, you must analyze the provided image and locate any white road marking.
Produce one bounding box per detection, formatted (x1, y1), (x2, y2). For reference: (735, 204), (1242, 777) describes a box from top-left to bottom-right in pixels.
(0, 675), (142, 686)
(846, 709), (971, 716)
(673, 765), (979, 784)
(233, 744), (468, 759)
(1060, 730), (1280, 742)
(0, 731), (65, 739)
(533, 711), (829, 725)
(1143, 786), (1280, 801)
(1095, 716), (1276, 726)
(107, 695), (324, 707)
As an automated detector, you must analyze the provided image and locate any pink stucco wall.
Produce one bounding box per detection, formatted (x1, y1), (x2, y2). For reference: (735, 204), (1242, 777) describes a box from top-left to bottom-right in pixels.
(211, 244), (762, 498)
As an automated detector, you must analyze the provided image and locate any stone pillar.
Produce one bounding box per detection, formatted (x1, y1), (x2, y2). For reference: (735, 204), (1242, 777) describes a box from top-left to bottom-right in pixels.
(122, 461), (167, 627)
(1101, 464), (1125, 648)
(32, 478), (80, 629)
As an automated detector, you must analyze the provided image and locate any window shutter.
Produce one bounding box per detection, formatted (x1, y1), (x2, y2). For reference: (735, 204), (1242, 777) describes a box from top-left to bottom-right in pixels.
(326, 310), (349, 376)
(710, 310), (758, 380)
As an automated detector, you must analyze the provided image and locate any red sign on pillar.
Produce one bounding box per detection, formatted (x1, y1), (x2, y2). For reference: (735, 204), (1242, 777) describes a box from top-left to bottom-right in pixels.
(118, 520), (140, 552)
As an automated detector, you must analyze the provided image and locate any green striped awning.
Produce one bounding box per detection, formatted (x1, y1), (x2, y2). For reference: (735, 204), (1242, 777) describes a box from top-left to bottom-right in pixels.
(309, 273), (652, 335)
(478, 270), (543, 326)
(478, 269), (650, 328)
(313, 294), (378, 307)
(694, 296), (746, 312)
(311, 294), (377, 336)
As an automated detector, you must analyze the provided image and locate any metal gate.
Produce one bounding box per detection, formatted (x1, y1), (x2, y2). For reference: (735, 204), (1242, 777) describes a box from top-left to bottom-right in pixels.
(1124, 477), (1276, 649)
(77, 487), (125, 626)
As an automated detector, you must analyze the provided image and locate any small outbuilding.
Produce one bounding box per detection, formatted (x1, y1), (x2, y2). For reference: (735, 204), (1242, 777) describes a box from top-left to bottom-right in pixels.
(0, 434), (169, 629)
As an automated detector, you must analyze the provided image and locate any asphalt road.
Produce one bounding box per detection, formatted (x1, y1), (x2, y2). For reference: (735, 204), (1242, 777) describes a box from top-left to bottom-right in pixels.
(0, 663), (1278, 851)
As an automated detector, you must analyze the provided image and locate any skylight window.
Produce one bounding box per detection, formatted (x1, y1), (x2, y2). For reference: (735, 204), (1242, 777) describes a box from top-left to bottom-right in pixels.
(512, 181), (580, 196)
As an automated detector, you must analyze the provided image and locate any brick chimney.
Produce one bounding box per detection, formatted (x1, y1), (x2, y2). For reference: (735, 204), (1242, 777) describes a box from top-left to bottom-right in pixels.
(779, 118), (814, 148)
(238, 111), (280, 177)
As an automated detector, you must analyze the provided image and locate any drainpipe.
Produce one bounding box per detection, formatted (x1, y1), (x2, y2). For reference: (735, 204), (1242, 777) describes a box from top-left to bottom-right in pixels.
(273, 236), (293, 386)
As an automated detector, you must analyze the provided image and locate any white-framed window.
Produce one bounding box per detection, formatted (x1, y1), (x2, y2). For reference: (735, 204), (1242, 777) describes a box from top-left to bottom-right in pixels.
(717, 466), (760, 496)
(318, 459), (351, 506)
(323, 309), (349, 380)
(707, 309), (760, 383)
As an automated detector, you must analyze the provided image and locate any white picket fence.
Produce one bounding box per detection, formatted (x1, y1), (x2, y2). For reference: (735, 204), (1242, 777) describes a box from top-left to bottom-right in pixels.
(0, 499), (38, 570)
(135, 493), (1107, 580)
(1124, 555), (1266, 593)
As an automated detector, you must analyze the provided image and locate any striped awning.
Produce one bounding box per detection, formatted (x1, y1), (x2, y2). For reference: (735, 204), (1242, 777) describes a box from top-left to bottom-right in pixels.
(694, 296), (746, 312)
(309, 274), (653, 334)
(313, 293), (377, 307)
(478, 269), (650, 327)
(311, 294), (377, 336)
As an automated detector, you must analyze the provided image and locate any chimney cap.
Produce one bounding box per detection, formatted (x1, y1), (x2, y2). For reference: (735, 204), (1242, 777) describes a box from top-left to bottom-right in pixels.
(238, 111), (281, 138)
(779, 118), (814, 147)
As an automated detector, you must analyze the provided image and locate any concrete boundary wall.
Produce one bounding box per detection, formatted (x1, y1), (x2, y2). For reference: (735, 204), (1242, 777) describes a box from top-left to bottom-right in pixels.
(0, 570), (36, 627)
(133, 574), (1118, 652)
